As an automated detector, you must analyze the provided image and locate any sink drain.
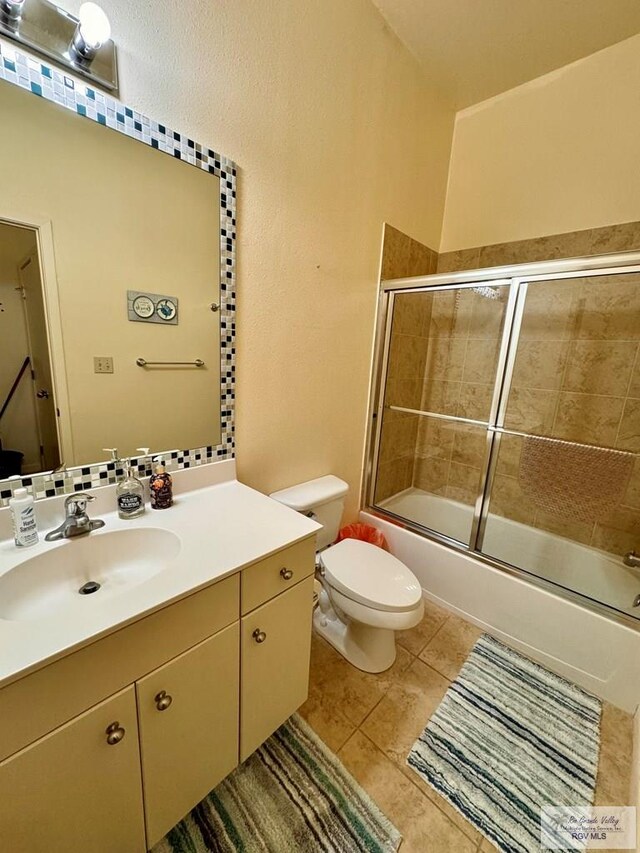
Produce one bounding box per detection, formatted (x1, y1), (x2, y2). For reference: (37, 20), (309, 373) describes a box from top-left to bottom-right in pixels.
(79, 581), (101, 595)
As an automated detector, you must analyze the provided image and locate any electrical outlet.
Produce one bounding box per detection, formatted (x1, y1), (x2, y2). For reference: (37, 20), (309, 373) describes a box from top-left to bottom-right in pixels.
(94, 356), (114, 374)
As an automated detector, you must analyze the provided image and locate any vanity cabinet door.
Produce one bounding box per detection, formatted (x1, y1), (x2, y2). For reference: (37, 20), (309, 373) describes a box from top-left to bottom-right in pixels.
(136, 622), (240, 848)
(0, 686), (145, 853)
(240, 575), (314, 761)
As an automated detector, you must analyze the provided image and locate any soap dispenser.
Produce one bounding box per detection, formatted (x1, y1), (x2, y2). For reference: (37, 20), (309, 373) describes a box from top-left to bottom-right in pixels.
(150, 456), (173, 510)
(116, 458), (145, 519)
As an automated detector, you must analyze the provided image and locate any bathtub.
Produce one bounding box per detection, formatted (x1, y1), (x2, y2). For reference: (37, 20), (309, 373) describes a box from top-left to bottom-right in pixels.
(380, 487), (640, 619)
(361, 488), (640, 713)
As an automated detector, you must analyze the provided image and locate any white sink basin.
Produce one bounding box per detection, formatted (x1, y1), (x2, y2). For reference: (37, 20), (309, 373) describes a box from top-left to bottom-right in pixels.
(0, 528), (181, 621)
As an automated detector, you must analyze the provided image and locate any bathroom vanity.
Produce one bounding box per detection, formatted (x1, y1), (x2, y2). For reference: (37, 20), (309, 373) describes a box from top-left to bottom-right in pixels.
(0, 462), (320, 852)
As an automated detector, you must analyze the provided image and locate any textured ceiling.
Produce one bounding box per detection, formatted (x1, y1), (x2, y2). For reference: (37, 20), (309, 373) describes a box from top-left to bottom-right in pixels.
(373, 0), (640, 108)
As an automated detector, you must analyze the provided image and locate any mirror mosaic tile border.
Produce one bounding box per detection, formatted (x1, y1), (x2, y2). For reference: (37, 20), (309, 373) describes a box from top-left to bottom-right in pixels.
(0, 42), (236, 506)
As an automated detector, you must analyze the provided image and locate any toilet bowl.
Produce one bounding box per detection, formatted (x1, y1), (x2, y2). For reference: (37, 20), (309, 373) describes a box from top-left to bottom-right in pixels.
(270, 475), (424, 673)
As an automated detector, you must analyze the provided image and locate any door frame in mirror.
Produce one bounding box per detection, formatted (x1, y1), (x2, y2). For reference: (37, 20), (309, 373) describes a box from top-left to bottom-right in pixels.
(0, 211), (74, 469)
(0, 42), (236, 505)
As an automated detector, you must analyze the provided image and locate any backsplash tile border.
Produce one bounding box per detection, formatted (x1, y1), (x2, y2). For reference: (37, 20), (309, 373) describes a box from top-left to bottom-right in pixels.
(0, 42), (236, 506)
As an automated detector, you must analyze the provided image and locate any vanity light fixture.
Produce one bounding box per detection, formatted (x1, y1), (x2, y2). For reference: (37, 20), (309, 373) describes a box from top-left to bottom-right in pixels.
(0, 0), (118, 91)
(0, 0), (26, 27)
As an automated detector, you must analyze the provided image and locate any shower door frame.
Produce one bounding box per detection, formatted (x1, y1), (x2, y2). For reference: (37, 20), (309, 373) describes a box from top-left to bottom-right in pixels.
(364, 250), (640, 627)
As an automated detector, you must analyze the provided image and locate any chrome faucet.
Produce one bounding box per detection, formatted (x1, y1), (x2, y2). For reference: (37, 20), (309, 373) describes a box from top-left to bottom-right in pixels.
(623, 550), (640, 568)
(45, 494), (105, 542)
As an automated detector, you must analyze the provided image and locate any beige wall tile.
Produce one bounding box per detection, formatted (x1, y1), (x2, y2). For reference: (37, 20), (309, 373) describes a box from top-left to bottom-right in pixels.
(393, 292), (433, 337)
(386, 373), (423, 410)
(388, 333), (428, 379)
(495, 433), (523, 477)
(451, 425), (487, 469)
(622, 458), (640, 508)
(562, 341), (637, 396)
(436, 248), (480, 273)
(618, 398), (640, 452)
(533, 511), (594, 546)
(421, 379), (461, 416)
(589, 221), (640, 255)
(457, 382), (493, 420)
(571, 276), (640, 341)
(447, 462), (482, 506)
(413, 456), (449, 494)
(468, 291), (507, 339)
(592, 507), (640, 556)
(375, 457), (413, 502)
(490, 474), (538, 523)
(505, 387), (558, 434)
(553, 392), (624, 445)
(424, 337), (467, 381)
(430, 291), (472, 338)
(462, 338), (501, 384)
(511, 340), (569, 390)
(381, 224), (436, 281)
(519, 281), (576, 341)
(416, 417), (456, 460)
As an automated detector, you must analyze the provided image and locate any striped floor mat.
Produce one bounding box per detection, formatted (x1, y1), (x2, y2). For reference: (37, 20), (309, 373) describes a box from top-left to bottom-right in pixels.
(153, 714), (400, 853)
(408, 634), (601, 853)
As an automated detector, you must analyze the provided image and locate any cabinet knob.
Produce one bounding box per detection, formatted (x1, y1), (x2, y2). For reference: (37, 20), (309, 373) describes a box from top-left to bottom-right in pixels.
(154, 690), (173, 711)
(252, 628), (267, 644)
(280, 567), (294, 581)
(105, 722), (125, 745)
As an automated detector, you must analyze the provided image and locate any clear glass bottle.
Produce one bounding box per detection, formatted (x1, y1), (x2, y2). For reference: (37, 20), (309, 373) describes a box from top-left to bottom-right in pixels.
(116, 458), (145, 519)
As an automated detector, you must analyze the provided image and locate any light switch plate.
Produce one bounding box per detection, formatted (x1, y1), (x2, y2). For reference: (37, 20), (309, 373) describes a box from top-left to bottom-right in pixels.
(94, 356), (114, 374)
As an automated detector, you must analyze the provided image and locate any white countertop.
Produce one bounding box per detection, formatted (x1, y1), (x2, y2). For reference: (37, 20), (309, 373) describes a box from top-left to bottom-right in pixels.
(0, 461), (320, 688)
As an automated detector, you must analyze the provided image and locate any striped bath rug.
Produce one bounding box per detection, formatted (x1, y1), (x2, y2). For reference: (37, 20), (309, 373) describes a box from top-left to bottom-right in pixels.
(152, 713), (400, 853)
(408, 634), (601, 853)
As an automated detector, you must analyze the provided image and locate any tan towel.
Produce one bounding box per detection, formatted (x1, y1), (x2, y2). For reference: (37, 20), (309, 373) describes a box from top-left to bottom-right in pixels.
(518, 434), (635, 523)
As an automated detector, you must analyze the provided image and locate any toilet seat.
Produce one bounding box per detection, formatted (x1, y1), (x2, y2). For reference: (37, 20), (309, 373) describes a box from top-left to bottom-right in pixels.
(320, 539), (422, 613)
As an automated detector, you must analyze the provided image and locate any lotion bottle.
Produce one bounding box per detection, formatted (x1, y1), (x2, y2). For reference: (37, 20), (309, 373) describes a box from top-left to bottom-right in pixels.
(9, 487), (39, 547)
(150, 456), (173, 510)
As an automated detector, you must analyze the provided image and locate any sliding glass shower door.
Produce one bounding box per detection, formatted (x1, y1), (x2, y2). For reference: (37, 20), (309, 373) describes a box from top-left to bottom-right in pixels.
(369, 257), (640, 620)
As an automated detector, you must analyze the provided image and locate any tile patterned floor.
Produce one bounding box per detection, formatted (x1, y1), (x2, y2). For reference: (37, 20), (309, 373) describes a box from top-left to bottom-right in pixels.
(298, 599), (634, 853)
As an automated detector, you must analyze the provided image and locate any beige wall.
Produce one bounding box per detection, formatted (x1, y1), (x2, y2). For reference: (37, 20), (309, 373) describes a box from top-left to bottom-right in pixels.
(49, 0), (455, 518)
(0, 80), (221, 465)
(440, 33), (640, 252)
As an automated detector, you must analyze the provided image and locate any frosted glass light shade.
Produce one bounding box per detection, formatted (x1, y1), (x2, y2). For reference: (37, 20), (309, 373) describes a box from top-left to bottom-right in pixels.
(78, 2), (111, 49)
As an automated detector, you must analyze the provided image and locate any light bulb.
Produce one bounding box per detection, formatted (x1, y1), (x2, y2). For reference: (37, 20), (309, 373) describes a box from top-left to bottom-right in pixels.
(78, 2), (111, 49)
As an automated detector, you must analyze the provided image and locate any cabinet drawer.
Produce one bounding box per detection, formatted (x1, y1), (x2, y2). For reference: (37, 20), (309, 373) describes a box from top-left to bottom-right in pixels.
(0, 686), (145, 853)
(137, 623), (240, 848)
(241, 536), (315, 614)
(240, 575), (314, 761)
(0, 574), (239, 761)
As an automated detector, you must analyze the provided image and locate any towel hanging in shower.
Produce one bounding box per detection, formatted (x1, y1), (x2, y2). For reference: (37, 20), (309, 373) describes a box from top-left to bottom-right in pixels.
(518, 434), (635, 523)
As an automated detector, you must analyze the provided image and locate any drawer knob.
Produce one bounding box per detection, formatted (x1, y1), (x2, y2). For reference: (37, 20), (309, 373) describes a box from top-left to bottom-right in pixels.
(280, 567), (294, 581)
(252, 628), (267, 644)
(105, 722), (125, 745)
(155, 690), (173, 711)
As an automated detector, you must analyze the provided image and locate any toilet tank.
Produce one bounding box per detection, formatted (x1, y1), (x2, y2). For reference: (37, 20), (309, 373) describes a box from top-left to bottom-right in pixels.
(270, 475), (349, 550)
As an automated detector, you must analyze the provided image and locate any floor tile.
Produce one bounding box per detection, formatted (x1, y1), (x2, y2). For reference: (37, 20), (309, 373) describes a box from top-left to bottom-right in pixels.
(338, 729), (476, 853)
(594, 702), (634, 806)
(297, 689), (355, 753)
(418, 614), (483, 680)
(397, 598), (450, 656)
(361, 657), (450, 766)
(307, 634), (414, 727)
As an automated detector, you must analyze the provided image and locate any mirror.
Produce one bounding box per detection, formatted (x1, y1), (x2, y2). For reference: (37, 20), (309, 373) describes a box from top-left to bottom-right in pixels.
(0, 73), (225, 483)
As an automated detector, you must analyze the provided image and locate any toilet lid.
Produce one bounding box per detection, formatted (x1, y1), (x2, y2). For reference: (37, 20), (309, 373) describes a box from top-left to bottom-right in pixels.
(321, 539), (422, 612)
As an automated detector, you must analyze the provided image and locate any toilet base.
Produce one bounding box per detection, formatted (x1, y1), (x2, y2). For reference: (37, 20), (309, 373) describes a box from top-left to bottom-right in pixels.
(313, 604), (397, 673)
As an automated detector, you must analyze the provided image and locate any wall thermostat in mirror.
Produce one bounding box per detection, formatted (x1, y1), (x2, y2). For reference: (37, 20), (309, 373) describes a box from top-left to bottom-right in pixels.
(128, 291), (179, 325)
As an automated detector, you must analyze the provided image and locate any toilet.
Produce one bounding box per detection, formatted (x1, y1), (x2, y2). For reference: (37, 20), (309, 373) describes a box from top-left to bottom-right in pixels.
(270, 475), (424, 673)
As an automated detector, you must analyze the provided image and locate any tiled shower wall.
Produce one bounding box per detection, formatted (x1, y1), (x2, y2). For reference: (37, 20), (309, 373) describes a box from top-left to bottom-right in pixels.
(376, 220), (640, 556)
(376, 226), (436, 500)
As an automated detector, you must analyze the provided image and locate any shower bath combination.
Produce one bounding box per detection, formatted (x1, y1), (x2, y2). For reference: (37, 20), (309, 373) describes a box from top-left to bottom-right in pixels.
(366, 250), (640, 624)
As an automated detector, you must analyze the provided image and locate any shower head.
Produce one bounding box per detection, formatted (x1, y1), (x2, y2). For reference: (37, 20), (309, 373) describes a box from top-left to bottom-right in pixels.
(472, 285), (501, 300)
